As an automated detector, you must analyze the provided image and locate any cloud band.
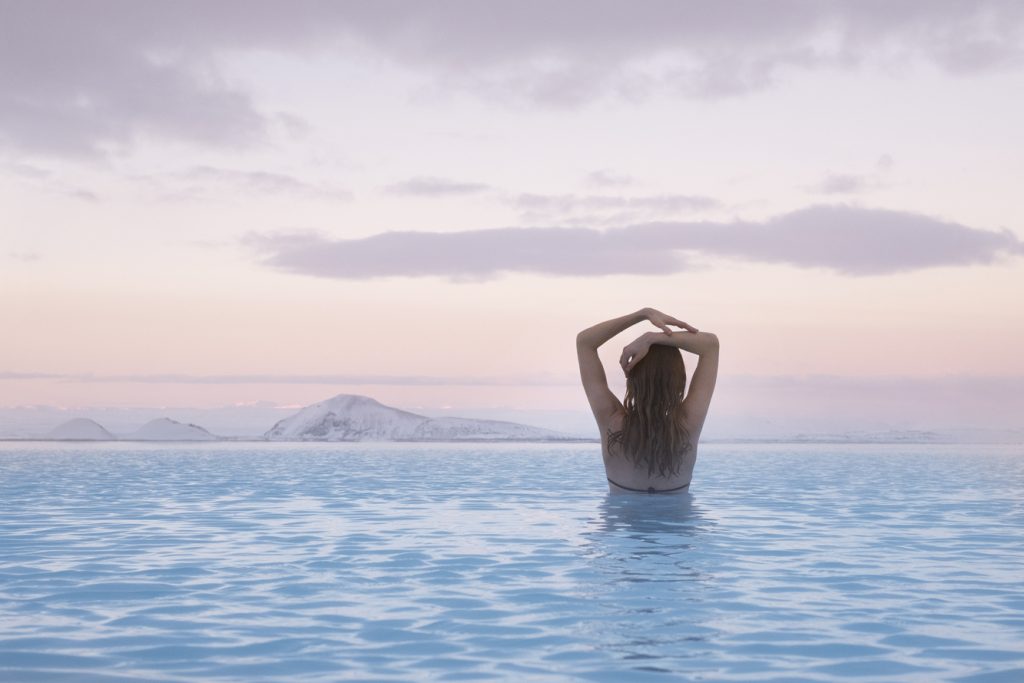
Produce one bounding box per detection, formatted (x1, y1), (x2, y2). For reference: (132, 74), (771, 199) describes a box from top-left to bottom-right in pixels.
(245, 204), (1024, 279)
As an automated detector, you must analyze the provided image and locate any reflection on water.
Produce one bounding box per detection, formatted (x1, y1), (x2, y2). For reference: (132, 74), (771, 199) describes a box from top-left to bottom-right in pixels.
(588, 491), (712, 562)
(579, 493), (719, 671)
(597, 491), (703, 536)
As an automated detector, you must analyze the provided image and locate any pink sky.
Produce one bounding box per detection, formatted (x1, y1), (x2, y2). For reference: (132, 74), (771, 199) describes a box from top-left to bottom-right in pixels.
(2, 2), (1023, 437)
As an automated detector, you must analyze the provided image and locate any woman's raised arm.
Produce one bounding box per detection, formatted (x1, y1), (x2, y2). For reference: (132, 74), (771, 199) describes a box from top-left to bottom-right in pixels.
(576, 308), (696, 351)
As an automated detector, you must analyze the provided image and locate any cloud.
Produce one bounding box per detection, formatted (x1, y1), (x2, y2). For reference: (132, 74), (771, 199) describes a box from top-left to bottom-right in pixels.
(246, 226), (663, 280)
(377, 179), (719, 223)
(512, 189), (720, 214)
(384, 176), (492, 196)
(8, 251), (41, 262)
(66, 189), (100, 202)
(0, 3), (267, 158)
(362, 1), (1024, 104)
(811, 172), (883, 194)
(3, 2), (1023, 156)
(2, 162), (103, 201)
(4, 162), (51, 179)
(808, 156), (895, 196)
(585, 170), (634, 188)
(136, 165), (351, 202)
(0, 370), (572, 387)
(511, 191), (723, 227)
(245, 203), (1024, 280)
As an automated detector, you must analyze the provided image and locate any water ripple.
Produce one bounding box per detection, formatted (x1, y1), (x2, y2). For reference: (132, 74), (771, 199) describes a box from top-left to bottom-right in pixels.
(1, 441), (1023, 681)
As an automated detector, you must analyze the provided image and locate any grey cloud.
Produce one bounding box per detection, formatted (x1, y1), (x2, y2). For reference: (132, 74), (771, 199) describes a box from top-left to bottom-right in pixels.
(246, 226), (679, 280)
(514, 192), (720, 215)
(8, 251), (41, 262)
(385, 176), (492, 196)
(585, 170), (634, 188)
(245, 203), (1024, 280)
(136, 165), (351, 201)
(4, 162), (51, 179)
(377, 179), (717, 224)
(381, 181), (718, 221)
(1, 3), (267, 157)
(631, 205), (1024, 275)
(67, 189), (99, 202)
(4, 160), (102, 200)
(5, 166), (102, 202)
(512, 192), (722, 226)
(182, 165), (351, 200)
(812, 173), (881, 194)
(355, 2), (1024, 103)
(3, 1), (1023, 156)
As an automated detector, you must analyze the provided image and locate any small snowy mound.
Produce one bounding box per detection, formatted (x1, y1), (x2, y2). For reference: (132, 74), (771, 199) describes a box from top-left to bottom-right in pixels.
(47, 418), (115, 441)
(129, 418), (217, 441)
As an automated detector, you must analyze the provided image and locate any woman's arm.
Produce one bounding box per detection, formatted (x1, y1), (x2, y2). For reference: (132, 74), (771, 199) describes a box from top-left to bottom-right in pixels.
(576, 309), (646, 352)
(620, 330), (719, 367)
(577, 309), (696, 426)
(577, 308), (697, 351)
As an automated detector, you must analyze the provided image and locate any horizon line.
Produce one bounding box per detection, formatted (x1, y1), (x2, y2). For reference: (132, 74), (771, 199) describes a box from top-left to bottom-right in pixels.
(4, 370), (1024, 387)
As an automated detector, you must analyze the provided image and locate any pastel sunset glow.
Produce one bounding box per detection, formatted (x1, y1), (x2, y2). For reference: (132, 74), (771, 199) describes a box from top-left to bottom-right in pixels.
(2, 1), (1023, 438)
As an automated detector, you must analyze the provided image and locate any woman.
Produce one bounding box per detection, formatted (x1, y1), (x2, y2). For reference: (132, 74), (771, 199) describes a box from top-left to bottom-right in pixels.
(576, 307), (719, 494)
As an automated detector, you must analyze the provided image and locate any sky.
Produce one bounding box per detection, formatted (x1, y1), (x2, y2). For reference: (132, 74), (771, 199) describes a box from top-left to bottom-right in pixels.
(2, 1), (1023, 438)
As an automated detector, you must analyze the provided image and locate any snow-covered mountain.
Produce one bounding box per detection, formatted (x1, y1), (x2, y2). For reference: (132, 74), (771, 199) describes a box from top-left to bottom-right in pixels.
(47, 418), (116, 440)
(128, 418), (218, 441)
(265, 394), (570, 442)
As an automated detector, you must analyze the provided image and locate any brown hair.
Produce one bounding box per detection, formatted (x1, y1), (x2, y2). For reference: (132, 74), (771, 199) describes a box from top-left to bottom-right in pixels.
(608, 344), (691, 477)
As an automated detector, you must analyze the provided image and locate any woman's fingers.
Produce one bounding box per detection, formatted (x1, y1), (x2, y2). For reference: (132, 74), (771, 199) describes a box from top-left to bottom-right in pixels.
(669, 317), (698, 333)
(621, 346), (640, 374)
(622, 345), (648, 374)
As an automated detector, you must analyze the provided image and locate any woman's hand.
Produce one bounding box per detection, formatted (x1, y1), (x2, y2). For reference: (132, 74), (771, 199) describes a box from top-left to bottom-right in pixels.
(642, 307), (698, 335)
(620, 332), (657, 376)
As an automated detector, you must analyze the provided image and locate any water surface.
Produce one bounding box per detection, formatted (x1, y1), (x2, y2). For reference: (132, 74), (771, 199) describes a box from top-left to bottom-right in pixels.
(2, 442), (1023, 681)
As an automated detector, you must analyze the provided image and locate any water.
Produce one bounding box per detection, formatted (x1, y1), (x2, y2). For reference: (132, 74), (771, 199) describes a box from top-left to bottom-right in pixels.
(1, 442), (1023, 682)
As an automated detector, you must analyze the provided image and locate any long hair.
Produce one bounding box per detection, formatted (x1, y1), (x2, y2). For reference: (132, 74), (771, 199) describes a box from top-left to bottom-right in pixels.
(608, 344), (691, 477)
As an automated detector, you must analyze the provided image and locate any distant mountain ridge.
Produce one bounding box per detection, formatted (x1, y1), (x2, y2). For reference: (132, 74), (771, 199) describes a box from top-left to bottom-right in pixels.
(47, 418), (115, 441)
(265, 394), (572, 442)
(129, 418), (217, 441)
(44, 417), (218, 441)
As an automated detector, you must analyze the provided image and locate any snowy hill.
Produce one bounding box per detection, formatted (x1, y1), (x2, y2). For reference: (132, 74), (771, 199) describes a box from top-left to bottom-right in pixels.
(265, 394), (570, 442)
(128, 418), (218, 441)
(47, 418), (116, 441)
(411, 416), (563, 441)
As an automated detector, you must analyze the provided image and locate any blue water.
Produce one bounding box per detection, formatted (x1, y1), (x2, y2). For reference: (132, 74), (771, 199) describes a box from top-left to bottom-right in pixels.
(1, 442), (1023, 682)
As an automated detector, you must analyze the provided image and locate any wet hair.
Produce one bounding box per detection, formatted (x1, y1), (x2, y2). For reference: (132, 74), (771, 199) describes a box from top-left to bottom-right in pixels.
(608, 344), (691, 477)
